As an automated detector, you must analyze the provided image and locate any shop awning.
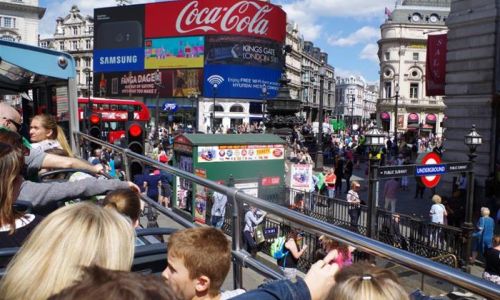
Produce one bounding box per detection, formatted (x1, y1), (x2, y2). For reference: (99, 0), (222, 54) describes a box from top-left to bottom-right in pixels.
(426, 113), (437, 124)
(380, 112), (390, 120)
(408, 113), (419, 123)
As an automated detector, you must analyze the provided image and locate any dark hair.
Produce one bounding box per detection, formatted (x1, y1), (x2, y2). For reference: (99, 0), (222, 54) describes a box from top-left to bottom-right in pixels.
(103, 189), (141, 223)
(47, 265), (179, 300)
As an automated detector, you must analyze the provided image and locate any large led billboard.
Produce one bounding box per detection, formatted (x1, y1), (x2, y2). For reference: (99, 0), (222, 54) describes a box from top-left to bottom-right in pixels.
(93, 0), (286, 100)
(145, 36), (205, 69)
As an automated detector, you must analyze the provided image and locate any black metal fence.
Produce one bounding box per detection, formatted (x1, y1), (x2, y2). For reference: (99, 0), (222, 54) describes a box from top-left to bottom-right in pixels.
(205, 186), (464, 272)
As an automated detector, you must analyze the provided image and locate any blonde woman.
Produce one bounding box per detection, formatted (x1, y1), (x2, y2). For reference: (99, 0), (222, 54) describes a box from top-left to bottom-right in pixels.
(329, 263), (409, 300)
(30, 114), (74, 157)
(0, 202), (135, 300)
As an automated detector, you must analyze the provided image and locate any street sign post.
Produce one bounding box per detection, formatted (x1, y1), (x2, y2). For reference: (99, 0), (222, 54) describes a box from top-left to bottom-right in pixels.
(419, 152), (442, 188)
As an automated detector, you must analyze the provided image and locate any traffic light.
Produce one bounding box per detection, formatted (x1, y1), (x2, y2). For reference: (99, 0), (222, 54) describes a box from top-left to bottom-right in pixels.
(88, 113), (102, 139)
(125, 121), (145, 178)
(125, 121), (145, 155)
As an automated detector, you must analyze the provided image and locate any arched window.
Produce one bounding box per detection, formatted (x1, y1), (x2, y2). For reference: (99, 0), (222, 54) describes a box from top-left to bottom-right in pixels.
(210, 104), (224, 112)
(229, 104), (244, 112)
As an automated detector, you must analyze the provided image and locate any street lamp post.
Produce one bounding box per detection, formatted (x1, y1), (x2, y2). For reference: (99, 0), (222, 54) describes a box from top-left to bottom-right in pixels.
(462, 124), (482, 272)
(83, 68), (93, 133)
(261, 84), (269, 123)
(365, 122), (385, 238)
(212, 84), (218, 134)
(394, 84), (400, 155)
(351, 92), (355, 133)
(154, 69), (162, 141)
(315, 63), (326, 171)
(188, 92), (199, 131)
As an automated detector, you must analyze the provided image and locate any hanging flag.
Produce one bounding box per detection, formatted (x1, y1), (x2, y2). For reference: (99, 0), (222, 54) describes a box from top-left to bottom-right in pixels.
(385, 7), (392, 17)
(426, 34), (447, 96)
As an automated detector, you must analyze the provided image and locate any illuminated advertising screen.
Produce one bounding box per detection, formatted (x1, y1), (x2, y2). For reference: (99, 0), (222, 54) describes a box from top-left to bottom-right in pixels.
(145, 0), (286, 42)
(205, 36), (283, 69)
(203, 64), (280, 99)
(145, 36), (205, 69)
(94, 5), (145, 72)
(95, 69), (203, 98)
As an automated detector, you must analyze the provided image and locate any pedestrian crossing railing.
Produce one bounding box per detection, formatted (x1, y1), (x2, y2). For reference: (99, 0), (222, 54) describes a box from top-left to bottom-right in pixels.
(72, 132), (500, 299)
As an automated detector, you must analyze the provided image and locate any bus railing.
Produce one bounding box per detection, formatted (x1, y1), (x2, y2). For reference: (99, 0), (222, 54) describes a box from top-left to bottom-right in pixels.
(73, 132), (500, 299)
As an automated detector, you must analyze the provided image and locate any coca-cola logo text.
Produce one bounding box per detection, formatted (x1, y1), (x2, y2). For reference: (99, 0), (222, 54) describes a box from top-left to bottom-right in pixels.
(176, 1), (272, 36)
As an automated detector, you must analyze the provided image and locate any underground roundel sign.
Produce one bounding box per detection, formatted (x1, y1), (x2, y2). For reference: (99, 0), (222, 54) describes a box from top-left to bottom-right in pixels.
(417, 152), (444, 188)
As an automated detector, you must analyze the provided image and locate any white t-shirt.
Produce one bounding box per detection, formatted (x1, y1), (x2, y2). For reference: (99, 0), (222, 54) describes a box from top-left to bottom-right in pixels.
(430, 204), (446, 224)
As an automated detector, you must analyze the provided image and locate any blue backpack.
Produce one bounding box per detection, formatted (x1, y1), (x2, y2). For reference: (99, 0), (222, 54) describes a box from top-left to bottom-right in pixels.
(270, 236), (289, 259)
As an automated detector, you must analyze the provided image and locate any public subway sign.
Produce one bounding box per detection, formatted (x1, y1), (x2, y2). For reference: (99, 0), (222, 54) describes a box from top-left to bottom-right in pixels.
(145, 0), (287, 43)
(378, 165), (415, 179)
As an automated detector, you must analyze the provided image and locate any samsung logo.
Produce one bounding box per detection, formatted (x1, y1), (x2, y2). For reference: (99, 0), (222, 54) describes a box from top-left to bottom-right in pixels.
(99, 55), (138, 65)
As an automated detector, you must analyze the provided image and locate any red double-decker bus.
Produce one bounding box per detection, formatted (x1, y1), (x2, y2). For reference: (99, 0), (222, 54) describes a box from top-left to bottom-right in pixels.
(78, 97), (150, 144)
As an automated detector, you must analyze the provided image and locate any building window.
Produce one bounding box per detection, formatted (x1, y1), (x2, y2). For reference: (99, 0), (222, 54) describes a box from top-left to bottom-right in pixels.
(0, 35), (15, 42)
(73, 26), (78, 35)
(410, 83), (419, 98)
(384, 82), (392, 98)
(3, 17), (12, 28)
(72, 40), (78, 50)
(59, 42), (65, 51)
(86, 39), (91, 49)
(384, 52), (390, 61)
(413, 52), (419, 60)
(85, 57), (91, 67)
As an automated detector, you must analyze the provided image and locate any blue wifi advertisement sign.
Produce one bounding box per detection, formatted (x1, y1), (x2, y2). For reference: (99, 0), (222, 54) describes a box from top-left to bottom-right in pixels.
(203, 65), (281, 100)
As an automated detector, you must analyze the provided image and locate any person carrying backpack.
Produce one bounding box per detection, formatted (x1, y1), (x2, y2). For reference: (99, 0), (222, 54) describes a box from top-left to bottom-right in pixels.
(273, 230), (308, 280)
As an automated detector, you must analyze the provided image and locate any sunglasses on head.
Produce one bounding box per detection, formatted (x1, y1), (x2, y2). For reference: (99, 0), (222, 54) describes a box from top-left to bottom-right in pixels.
(2, 117), (22, 132)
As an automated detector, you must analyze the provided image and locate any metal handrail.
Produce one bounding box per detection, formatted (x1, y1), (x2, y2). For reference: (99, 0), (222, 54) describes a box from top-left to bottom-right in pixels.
(74, 132), (500, 299)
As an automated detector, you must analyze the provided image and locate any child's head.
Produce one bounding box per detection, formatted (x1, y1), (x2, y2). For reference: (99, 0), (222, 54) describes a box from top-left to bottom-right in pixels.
(163, 227), (230, 300)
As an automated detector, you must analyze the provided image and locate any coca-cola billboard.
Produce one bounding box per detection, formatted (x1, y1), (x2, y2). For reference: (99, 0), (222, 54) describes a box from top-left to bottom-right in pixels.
(145, 0), (286, 42)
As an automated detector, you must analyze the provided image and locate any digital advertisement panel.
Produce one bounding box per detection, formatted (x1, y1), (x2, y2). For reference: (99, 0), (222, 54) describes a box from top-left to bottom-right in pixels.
(197, 144), (285, 163)
(145, 0), (287, 42)
(205, 35), (283, 69)
(94, 5), (145, 50)
(203, 64), (281, 99)
(145, 36), (205, 69)
(95, 69), (203, 98)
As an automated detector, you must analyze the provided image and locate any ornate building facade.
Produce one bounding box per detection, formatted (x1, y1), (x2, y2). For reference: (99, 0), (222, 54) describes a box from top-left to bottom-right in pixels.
(0, 0), (45, 45)
(39, 5), (93, 97)
(377, 0), (451, 138)
(335, 76), (378, 130)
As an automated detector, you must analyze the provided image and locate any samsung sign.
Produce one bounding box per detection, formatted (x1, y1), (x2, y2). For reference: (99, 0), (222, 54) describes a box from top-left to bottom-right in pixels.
(94, 48), (144, 72)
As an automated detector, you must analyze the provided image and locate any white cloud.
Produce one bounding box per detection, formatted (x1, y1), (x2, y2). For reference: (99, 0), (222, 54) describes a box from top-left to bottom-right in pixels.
(359, 43), (379, 63)
(39, 0), (152, 38)
(328, 26), (379, 47)
(279, 0), (393, 41)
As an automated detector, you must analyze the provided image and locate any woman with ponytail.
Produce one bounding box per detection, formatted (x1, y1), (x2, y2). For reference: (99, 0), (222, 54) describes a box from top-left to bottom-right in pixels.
(29, 114), (74, 157)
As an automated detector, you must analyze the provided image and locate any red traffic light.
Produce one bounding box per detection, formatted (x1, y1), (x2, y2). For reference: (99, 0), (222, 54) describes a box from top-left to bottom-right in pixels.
(89, 114), (100, 124)
(128, 123), (142, 137)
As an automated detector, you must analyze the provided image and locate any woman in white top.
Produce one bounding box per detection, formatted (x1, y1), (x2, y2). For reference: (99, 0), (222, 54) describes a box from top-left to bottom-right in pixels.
(30, 114), (73, 156)
(429, 194), (447, 224)
(346, 181), (361, 232)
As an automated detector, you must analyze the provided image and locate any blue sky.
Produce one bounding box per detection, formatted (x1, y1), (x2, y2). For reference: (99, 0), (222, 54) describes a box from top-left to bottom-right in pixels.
(39, 0), (396, 83)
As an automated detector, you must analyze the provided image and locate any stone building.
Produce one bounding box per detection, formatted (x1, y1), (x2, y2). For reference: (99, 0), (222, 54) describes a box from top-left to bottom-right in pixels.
(335, 76), (377, 130)
(444, 0), (500, 200)
(377, 0), (451, 138)
(39, 5), (93, 97)
(0, 0), (45, 45)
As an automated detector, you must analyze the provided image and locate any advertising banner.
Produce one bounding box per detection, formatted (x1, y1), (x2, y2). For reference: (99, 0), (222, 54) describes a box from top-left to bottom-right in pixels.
(94, 6), (145, 50)
(426, 34), (447, 96)
(203, 64), (280, 99)
(145, 0), (286, 42)
(145, 36), (205, 69)
(194, 168), (207, 224)
(197, 144), (284, 163)
(95, 69), (203, 98)
(289, 164), (312, 191)
(205, 36), (283, 69)
(94, 48), (144, 72)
